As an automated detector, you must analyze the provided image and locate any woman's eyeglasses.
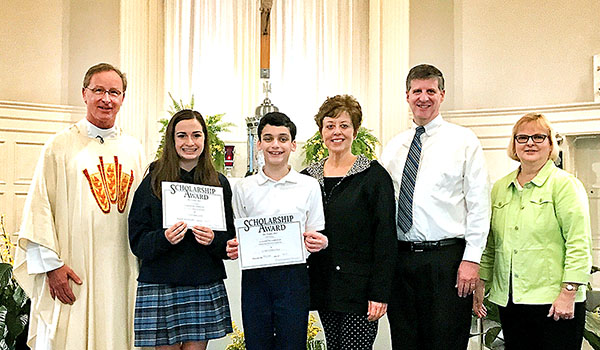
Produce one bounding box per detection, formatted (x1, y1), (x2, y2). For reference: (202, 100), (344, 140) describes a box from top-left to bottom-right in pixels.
(514, 134), (548, 144)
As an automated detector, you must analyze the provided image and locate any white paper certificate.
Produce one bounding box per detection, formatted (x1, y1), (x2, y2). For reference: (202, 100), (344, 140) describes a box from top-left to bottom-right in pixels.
(162, 181), (226, 231)
(235, 213), (306, 270)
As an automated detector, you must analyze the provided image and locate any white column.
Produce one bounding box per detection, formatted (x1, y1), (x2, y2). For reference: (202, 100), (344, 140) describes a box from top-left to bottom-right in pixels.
(367, 0), (410, 147)
(119, 0), (165, 160)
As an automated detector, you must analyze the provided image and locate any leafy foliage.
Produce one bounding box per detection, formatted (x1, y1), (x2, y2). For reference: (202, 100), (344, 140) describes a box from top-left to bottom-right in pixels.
(225, 314), (326, 349)
(306, 314), (326, 349)
(471, 291), (504, 349)
(225, 321), (245, 350)
(585, 327), (600, 350)
(156, 93), (234, 172)
(0, 216), (30, 350)
(204, 113), (235, 172)
(585, 269), (600, 350)
(302, 127), (380, 165)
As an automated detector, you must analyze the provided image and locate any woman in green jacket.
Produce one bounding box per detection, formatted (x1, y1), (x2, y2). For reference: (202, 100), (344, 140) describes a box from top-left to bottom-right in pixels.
(474, 112), (592, 349)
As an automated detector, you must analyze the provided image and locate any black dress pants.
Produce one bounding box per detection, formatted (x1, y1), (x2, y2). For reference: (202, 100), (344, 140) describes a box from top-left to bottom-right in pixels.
(241, 264), (310, 350)
(498, 297), (585, 350)
(388, 242), (472, 350)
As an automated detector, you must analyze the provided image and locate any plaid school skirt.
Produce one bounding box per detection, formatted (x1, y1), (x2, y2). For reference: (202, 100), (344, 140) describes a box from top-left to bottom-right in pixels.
(134, 281), (233, 347)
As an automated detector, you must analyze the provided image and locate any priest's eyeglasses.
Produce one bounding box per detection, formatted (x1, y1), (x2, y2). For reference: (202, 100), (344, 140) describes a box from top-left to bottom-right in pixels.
(85, 86), (123, 99)
(514, 134), (548, 144)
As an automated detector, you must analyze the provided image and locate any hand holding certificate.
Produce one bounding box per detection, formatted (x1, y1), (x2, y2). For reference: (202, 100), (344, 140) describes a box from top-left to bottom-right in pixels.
(162, 181), (227, 231)
(235, 213), (306, 270)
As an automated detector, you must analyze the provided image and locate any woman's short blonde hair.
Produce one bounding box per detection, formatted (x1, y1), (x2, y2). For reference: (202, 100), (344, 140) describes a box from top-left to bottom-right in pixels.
(507, 112), (560, 162)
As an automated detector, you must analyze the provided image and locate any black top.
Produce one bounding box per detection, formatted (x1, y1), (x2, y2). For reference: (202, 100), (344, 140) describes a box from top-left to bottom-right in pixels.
(323, 177), (342, 197)
(302, 155), (398, 314)
(128, 167), (235, 286)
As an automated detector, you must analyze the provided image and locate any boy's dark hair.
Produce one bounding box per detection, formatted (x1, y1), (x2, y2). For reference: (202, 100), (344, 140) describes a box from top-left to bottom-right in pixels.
(406, 64), (445, 92)
(258, 112), (297, 141)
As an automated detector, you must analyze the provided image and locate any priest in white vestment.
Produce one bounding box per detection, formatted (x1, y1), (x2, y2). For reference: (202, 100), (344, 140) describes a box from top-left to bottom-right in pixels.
(13, 63), (145, 350)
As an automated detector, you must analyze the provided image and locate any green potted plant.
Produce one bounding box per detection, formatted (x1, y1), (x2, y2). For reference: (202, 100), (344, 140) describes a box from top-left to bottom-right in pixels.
(224, 321), (245, 350)
(306, 313), (326, 350)
(583, 266), (600, 349)
(225, 314), (326, 350)
(470, 294), (503, 349)
(157, 93), (234, 172)
(0, 215), (30, 350)
(302, 127), (380, 165)
(585, 306), (600, 349)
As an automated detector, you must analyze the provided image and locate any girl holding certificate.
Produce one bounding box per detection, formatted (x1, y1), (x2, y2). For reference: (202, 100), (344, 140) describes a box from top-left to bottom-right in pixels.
(128, 109), (235, 350)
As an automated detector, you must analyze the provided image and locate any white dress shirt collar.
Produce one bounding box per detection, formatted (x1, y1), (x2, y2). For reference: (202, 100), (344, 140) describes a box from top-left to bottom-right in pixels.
(257, 166), (300, 185)
(413, 114), (443, 136)
(84, 119), (119, 140)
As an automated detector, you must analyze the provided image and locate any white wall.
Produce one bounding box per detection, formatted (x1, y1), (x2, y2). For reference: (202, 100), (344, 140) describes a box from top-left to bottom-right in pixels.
(0, 0), (66, 104)
(409, 0), (600, 111)
(409, 0), (456, 109)
(457, 0), (600, 109)
(66, 0), (121, 105)
(0, 0), (120, 106)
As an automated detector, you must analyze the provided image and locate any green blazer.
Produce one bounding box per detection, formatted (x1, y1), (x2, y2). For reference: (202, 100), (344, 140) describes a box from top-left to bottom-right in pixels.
(480, 160), (592, 306)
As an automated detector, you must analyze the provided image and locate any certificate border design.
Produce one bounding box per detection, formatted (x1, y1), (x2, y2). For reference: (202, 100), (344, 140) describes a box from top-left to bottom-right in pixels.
(237, 216), (305, 270)
(161, 181), (227, 231)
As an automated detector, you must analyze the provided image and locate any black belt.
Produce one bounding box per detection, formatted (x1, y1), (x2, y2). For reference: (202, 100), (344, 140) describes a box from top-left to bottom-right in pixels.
(398, 238), (464, 252)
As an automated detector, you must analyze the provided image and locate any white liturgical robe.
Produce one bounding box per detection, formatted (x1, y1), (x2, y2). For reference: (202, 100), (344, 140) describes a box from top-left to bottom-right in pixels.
(13, 119), (145, 350)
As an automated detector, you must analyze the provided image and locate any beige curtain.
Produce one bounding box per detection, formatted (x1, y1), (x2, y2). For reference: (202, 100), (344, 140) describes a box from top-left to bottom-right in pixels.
(164, 0), (408, 144)
(165, 0), (260, 141)
(269, 0), (369, 140)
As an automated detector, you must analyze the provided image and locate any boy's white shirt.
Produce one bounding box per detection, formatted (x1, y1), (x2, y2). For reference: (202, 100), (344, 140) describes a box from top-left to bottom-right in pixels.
(232, 166), (325, 257)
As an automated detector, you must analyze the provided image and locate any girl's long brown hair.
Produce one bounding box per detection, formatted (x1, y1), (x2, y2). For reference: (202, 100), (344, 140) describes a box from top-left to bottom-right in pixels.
(150, 109), (221, 199)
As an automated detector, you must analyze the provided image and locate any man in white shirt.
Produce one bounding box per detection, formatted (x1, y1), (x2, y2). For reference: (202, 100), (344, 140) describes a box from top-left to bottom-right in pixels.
(381, 64), (490, 350)
(13, 63), (145, 350)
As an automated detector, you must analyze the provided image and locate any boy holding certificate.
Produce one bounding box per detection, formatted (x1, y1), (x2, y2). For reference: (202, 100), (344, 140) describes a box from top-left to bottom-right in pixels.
(226, 112), (328, 350)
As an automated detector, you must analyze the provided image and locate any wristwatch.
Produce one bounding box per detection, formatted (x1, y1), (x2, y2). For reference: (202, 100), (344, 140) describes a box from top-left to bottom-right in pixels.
(561, 283), (579, 292)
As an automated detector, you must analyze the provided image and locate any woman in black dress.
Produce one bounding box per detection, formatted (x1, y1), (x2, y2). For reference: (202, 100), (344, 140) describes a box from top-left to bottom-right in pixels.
(302, 95), (397, 350)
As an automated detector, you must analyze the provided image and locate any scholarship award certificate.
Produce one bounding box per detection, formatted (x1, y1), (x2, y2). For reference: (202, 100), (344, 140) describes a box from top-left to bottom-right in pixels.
(162, 181), (226, 231)
(235, 213), (306, 270)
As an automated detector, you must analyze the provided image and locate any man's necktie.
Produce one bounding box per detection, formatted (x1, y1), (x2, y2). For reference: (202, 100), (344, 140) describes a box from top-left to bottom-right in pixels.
(397, 126), (426, 234)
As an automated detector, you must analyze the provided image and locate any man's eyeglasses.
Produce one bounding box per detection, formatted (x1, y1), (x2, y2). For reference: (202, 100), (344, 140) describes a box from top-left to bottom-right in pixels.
(514, 134), (548, 144)
(85, 87), (123, 99)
